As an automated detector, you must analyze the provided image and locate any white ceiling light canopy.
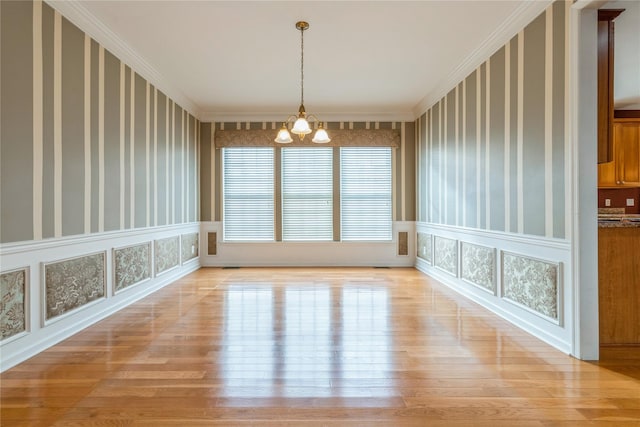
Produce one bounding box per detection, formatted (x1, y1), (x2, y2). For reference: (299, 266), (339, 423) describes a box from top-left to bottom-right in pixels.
(275, 21), (330, 144)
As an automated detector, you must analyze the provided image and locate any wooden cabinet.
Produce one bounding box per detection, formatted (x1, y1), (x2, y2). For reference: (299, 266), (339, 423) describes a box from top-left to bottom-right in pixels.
(597, 9), (624, 164)
(599, 226), (640, 345)
(598, 119), (640, 187)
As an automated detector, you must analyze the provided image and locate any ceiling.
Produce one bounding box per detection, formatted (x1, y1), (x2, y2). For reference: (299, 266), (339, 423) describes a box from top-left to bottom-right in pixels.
(66, 0), (547, 121)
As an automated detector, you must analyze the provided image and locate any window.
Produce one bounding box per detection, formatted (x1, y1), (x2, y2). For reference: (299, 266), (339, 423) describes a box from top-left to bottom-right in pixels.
(222, 147), (274, 241)
(281, 148), (333, 241)
(340, 147), (392, 241)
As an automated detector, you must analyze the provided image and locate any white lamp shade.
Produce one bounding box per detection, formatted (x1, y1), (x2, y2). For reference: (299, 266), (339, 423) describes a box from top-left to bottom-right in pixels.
(274, 127), (293, 143)
(291, 117), (312, 135)
(312, 127), (331, 143)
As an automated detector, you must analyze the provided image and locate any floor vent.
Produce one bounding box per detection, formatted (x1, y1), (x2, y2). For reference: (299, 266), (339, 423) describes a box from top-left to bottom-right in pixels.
(222, 266), (240, 269)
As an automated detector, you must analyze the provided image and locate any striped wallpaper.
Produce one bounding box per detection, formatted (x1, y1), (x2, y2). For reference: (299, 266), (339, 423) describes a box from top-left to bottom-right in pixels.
(416, 1), (569, 240)
(199, 121), (416, 226)
(0, 0), (200, 244)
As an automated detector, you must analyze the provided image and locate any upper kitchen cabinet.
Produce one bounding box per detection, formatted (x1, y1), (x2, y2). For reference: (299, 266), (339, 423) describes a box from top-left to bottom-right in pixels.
(597, 9), (624, 164)
(599, 117), (640, 187)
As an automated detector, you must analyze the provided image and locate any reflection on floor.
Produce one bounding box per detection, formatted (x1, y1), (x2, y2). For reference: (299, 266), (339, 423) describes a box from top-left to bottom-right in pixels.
(2, 267), (640, 426)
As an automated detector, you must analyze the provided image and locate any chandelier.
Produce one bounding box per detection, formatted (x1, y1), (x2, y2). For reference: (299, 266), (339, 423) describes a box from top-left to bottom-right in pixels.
(274, 21), (330, 144)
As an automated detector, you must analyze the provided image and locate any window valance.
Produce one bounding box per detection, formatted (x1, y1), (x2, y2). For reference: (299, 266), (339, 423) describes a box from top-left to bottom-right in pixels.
(214, 129), (400, 149)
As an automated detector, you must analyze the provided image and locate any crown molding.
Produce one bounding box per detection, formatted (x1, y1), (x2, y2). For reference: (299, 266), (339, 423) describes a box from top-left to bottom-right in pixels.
(45, 0), (201, 119)
(412, 0), (553, 118)
(200, 111), (416, 124)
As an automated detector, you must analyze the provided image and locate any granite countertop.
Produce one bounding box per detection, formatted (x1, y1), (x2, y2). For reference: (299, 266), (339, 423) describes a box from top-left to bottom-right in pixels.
(598, 212), (640, 228)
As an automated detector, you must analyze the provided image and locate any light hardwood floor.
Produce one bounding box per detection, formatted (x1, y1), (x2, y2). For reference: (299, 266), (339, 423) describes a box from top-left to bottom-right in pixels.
(2, 267), (639, 426)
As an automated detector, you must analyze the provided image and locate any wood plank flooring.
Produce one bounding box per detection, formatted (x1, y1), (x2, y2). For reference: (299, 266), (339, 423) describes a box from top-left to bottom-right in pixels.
(2, 267), (639, 426)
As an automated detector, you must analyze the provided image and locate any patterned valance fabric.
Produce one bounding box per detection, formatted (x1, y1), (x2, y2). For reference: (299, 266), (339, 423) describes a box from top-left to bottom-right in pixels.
(214, 129), (400, 148)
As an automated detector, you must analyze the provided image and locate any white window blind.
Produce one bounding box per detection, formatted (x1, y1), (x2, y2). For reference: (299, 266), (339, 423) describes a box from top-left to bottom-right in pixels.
(340, 147), (392, 241)
(222, 147), (274, 241)
(282, 148), (333, 241)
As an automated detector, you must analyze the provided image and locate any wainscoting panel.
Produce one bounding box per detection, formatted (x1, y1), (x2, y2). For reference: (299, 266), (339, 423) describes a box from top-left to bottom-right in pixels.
(460, 242), (496, 294)
(44, 252), (106, 323)
(0, 223), (199, 372)
(155, 236), (180, 276)
(434, 236), (458, 277)
(416, 232), (432, 264)
(113, 242), (152, 294)
(0, 268), (28, 342)
(181, 233), (199, 264)
(415, 222), (571, 354)
(502, 252), (561, 324)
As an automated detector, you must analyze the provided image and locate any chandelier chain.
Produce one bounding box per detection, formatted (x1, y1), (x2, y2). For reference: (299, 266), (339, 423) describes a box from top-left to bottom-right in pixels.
(300, 24), (304, 106)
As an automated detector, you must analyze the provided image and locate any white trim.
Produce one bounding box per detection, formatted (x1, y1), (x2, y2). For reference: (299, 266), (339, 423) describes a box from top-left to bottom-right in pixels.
(186, 112), (190, 222)
(545, 5), (554, 238)
(0, 222), (200, 255)
(413, 0), (553, 116)
(33, 0), (43, 241)
(455, 85), (460, 226)
(53, 11), (62, 238)
(130, 69), (135, 228)
(119, 61), (125, 230)
(476, 67), (481, 229)
(84, 34), (91, 235)
(462, 79), (467, 227)
(98, 46), (105, 232)
(438, 96), (449, 224)
(45, 0), (200, 118)
(485, 57), (491, 230)
(171, 102), (176, 224)
(145, 81), (151, 228)
(153, 86), (158, 227)
(428, 110), (433, 223)
(504, 40), (511, 233)
(417, 222), (571, 251)
(570, 4), (599, 360)
(165, 97), (170, 223)
(517, 31), (525, 234)
(182, 109), (186, 223)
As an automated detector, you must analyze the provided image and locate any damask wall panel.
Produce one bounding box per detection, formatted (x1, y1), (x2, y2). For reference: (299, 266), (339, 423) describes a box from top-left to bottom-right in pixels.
(502, 252), (560, 322)
(417, 232), (433, 264)
(44, 252), (106, 321)
(155, 236), (180, 276)
(461, 242), (496, 293)
(114, 243), (151, 294)
(181, 232), (199, 263)
(1, 268), (28, 340)
(434, 236), (458, 276)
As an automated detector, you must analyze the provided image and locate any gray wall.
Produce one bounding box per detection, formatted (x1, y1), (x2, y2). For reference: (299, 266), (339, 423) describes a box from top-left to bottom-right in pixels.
(0, 0), (200, 244)
(417, 1), (567, 239)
